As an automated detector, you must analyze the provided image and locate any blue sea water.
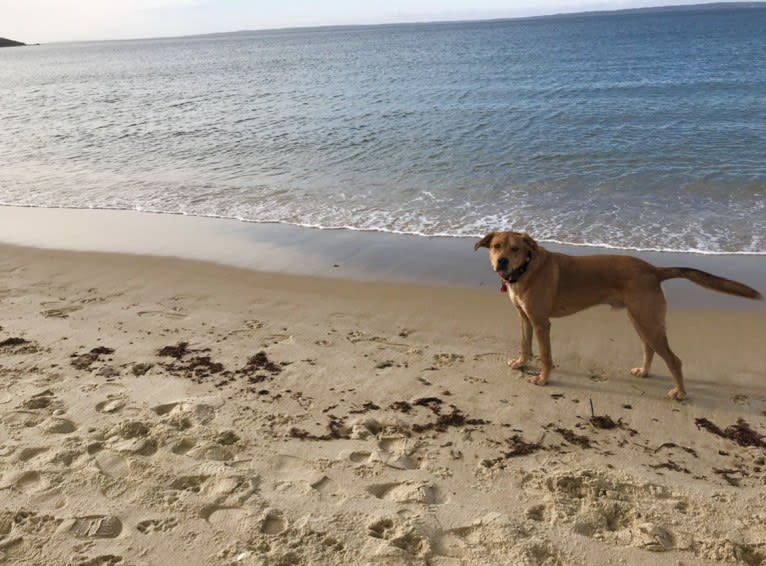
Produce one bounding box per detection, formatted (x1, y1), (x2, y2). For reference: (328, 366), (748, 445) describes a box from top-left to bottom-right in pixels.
(1, 5), (765, 253)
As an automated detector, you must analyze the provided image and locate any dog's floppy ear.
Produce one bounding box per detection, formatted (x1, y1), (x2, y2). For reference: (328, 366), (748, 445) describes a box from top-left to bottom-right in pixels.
(521, 232), (538, 251)
(474, 232), (495, 251)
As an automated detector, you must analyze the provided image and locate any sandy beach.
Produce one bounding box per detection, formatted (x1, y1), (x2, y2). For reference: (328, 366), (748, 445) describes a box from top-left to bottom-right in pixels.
(0, 214), (765, 565)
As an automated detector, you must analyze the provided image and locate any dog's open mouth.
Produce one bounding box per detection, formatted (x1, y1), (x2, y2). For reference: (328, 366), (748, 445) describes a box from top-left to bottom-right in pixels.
(496, 270), (512, 292)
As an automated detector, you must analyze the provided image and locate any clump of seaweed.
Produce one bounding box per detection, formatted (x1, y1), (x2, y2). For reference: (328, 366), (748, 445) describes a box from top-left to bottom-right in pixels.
(71, 346), (115, 370)
(695, 418), (765, 448)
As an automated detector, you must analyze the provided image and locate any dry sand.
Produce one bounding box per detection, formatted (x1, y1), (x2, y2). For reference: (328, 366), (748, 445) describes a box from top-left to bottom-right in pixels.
(1, 241), (765, 565)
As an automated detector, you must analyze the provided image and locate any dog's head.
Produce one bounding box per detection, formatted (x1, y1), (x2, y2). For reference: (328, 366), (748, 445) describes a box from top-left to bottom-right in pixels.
(474, 231), (538, 280)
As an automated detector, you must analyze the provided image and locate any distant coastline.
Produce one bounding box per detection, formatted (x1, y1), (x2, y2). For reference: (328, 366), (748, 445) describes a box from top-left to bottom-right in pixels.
(527, 1), (766, 20)
(187, 2), (766, 39)
(33, 2), (766, 44)
(0, 37), (26, 47)
(181, 3), (766, 41)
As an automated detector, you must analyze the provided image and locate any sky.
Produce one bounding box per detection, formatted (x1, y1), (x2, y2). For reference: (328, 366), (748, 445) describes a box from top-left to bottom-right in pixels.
(0, 1), (734, 43)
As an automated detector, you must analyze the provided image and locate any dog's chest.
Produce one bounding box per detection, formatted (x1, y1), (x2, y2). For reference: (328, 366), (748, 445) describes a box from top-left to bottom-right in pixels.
(506, 285), (533, 314)
(506, 286), (523, 306)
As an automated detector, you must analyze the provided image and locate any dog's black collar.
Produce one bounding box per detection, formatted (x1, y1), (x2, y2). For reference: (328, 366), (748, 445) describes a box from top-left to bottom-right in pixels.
(507, 251), (533, 283)
(500, 251), (532, 292)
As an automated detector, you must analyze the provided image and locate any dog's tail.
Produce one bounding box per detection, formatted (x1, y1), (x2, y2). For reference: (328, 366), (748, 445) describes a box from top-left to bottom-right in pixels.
(658, 267), (762, 299)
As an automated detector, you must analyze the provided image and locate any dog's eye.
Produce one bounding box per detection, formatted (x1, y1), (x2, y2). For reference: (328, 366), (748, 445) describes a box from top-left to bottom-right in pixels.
(510, 246), (520, 252)
(493, 243), (502, 249)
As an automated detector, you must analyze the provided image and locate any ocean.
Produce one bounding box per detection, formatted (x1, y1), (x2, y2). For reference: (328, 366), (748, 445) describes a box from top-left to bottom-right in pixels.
(1, 5), (765, 254)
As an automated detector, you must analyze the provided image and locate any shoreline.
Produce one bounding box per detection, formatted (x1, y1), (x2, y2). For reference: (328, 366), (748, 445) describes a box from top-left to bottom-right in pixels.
(0, 206), (763, 311)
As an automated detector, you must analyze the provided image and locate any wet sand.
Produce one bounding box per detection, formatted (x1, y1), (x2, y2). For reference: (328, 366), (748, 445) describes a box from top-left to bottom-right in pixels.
(0, 209), (765, 565)
(0, 205), (763, 311)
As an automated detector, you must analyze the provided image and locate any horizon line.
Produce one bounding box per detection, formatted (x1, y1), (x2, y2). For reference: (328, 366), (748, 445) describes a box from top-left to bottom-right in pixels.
(14, 1), (766, 45)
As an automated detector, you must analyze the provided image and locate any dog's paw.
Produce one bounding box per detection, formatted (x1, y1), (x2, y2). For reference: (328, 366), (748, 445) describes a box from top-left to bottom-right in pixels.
(667, 387), (686, 401)
(507, 357), (526, 370)
(528, 374), (547, 386)
(630, 367), (649, 378)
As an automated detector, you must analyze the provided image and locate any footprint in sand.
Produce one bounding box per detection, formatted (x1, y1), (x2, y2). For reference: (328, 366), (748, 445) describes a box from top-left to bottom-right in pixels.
(345, 450), (373, 464)
(473, 352), (507, 362)
(3, 410), (48, 428)
(75, 289), (124, 305)
(260, 510), (287, 535)
(41, 417), (77, 434)
(263, 454), (341, 498)
(16, 446), (49, 462)
(366, 481), (445, 504)
(170, 438), (197, 455)
(40, 304), (82, 319)
(199, 475), (257, 505)
(186, 442), (237, 462)
(308, 475), (335, 496)
(368, 518), (395, 540)
(0, 510), (63, 559)
(432, 353), (465, 367)
(22, 390), (55, 410)
(103, 420), (158, 456)
(69, 554), (124, 566)
(150, 402), (178, 418)
(137, 309), (187, 319)
(60, 515), (123, 539)
(94, 451), (130, 478)
(433, 525), (482, 558)
(261, 333), (293, 347)
(169, 475), (209, 493)
(226, 319), (265, 337)
(375, 437), (420, 470)
(136, 517), (178, 534)
(345, 331), (409, 348)
(95, 398), (125, 414)
(200, 506), (255, 536)
(0, 470), (48, 494)
(589, 371), (609, 383)
(367, 518), (428, 557)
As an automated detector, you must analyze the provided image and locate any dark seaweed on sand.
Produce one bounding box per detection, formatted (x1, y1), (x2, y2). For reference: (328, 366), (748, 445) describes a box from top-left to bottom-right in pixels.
(588, 413), (638, 436)
(695, 418), (766, 448)
(71, 346), (115, 370)
(157, 342), (191, 359)
(504, 434), (542, 457)
(389, 401), (413, 413)
(552, 426), (592, 448)
(411, 407), (489, 433)
(0, 337), (29, 348)
(289, 415), (350, 441)
(241, 351), (283, 376)
(481, 434), (543, 468)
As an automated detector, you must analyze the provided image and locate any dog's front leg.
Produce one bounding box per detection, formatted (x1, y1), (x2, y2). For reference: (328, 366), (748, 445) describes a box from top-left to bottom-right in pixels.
(529, 317), (552, 385)
(508, 307), (532, 369)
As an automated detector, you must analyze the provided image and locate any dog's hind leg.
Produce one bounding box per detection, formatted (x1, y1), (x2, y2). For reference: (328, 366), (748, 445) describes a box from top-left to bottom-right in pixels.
(650, 334), (684, 400)
(627, 312), (654, 377)
(627, 298), (686, 400)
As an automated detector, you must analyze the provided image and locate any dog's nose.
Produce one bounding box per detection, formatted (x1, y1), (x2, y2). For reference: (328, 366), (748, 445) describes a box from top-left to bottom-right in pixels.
(496, 256), (509, 270)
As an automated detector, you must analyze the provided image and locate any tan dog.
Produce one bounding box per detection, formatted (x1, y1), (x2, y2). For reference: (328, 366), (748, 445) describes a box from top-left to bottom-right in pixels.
(475, 231), (762, 400)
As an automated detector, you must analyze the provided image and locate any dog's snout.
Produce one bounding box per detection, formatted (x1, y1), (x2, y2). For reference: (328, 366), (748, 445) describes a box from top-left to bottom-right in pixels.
(496, 256), (509, 270)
